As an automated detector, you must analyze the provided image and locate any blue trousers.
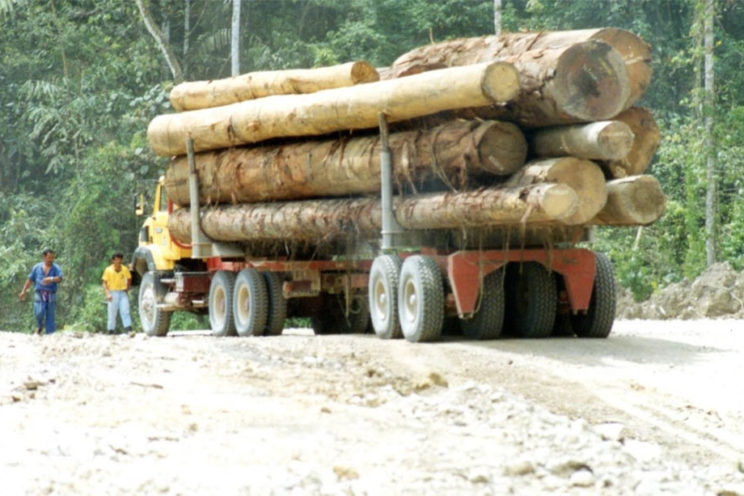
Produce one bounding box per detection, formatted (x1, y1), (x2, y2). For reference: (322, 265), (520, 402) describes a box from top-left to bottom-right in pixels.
(107, 290), (132, 331)
(33, 291), (57, 334)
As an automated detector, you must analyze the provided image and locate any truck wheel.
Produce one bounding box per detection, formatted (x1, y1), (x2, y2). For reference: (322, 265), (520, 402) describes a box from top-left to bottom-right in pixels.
(263, 272), (287, 336)
(233, 269), (268, 337)
(209, 271), (237, 337)
(138, 272), (172, 337)
(369, 255), (403, 339)
(460, 268), (505, 340)
(505, 262), (557, 338)
(572, 252), (616, 338)
(398, 255), (444, 343)
(311, 294), (369, 334)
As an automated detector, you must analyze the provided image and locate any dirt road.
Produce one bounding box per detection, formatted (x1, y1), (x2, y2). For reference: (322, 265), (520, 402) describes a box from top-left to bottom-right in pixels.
(2, 320), (743, 495)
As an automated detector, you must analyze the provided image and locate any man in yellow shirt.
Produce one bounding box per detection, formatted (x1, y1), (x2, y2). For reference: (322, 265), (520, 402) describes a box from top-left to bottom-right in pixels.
(102, 252), (132, 334)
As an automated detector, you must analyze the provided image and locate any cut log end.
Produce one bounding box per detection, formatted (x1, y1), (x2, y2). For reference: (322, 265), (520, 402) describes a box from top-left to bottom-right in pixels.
(482, 61), (520, 104)
(551, 40), (630, 122)
(475, 121), (527, 176)
(594, 175), (666, 225)
(596, 121), (635, 159)
(350, 61), (380, 84)
(540, 184), (580, 222)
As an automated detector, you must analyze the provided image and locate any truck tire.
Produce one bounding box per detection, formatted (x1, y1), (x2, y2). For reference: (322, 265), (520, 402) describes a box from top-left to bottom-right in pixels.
(311, 294), (370, 335)
(505, 262), (557, 338)
(233, 269), (268, 337)
(460, 268), (505, 340)
(138, 272), (172, 337)
(209, 271), (237, 337)
(263, 272), (287, 336)
(571, 252), (616, 338)
(398, 255), (444, 343)
(369, 255), (403, 339)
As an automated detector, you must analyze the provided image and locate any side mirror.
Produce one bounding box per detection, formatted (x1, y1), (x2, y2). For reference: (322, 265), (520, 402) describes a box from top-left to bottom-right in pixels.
(134, 192), (145, 216)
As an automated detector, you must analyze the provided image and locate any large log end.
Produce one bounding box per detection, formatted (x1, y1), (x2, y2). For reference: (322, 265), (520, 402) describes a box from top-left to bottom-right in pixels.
(350, 61), (380, 84)
(551, 40), (630, 122)
(482, 62), (520, 104)
(539, 183), (580, 222)
(594, 174), (666, 225)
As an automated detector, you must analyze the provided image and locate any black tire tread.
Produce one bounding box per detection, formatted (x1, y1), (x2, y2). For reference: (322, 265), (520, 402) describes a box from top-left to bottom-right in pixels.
(572, 252), (616, 338)
(460, 269), (505, 340)
(263, 272), (287, 336)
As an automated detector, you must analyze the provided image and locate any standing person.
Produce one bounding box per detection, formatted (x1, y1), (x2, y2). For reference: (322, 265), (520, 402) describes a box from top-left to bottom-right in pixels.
(101, 252), (133, 334)
(19, 249), (63, 335)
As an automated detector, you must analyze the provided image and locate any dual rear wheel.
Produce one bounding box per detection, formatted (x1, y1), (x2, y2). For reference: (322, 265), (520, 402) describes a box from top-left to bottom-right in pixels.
(367, 252), (616, 342)
(208, 269), (287, 337)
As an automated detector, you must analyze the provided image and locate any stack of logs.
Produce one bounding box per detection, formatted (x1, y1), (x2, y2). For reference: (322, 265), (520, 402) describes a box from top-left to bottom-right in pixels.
(146, 28), (665, 253)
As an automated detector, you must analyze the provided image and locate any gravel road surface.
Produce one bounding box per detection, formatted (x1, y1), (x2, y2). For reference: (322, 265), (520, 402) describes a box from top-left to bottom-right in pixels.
(2, 320), (743, 495)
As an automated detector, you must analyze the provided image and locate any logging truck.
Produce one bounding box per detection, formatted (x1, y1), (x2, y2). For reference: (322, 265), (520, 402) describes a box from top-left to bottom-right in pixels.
(131, 126), (618, 342)
(127, 27), (669, 341)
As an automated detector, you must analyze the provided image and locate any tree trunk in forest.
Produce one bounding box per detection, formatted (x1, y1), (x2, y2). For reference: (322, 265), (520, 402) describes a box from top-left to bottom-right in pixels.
(231, 0), (241, 76)
(169, 61), (380, 111)
(388, 27), (650, 110)
(530, 120), (634, 160)
(493, 0), (502, 36)
(147, 61), (520, 156)
(167, 183), (578, 244)
(164, 120), (527, 205)
(704, 0), (717, 266)
(392, 40), (629, 127)
(183, 0), (190, 77)
(591, 175), (666, 226)
(602, 107), (661, 178)
(135, 0), (183, 83)
(504, 157), (607, 225)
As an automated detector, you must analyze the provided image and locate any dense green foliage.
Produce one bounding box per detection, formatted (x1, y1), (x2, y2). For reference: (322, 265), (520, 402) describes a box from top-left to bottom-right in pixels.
(1, 0), (742, 330)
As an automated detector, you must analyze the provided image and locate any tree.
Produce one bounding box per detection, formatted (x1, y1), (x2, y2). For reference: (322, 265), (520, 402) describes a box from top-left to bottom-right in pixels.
(703, 0), (716, 266)
(231, 0), (241, 76)
(136, 0), (183, 83)
(494, 0), (502, 35)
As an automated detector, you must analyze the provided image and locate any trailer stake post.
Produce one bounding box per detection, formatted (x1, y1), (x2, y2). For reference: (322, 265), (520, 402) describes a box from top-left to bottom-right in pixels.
(378, 113), (404, 252)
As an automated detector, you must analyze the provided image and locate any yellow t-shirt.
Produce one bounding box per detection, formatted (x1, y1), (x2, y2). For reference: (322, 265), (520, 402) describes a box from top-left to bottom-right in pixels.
(102, 265), (132, 291)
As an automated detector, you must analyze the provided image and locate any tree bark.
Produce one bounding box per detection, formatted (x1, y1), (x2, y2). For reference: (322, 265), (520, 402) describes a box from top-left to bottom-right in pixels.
(531, 120), (634, 160)
(704, 0), (716, 266)
(493, 0), (502, 36)
(170, 61), (380, 111)
(167, 183), (578, 244)
(164, 119), (527, 205)
(231, 0), (241, 76)
(147, 61), (520, 156)
(603, 107), (660, 178)
(387, 38), (631, 127)
(135, 0), (183, 83)
(590, 175), (666, 226)
(504, 157), (607, 225)
(388, 27), (650, 109)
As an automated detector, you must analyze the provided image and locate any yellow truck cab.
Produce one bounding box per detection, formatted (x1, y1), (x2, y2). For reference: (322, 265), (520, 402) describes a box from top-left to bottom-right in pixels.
(132, 176), (192, 277)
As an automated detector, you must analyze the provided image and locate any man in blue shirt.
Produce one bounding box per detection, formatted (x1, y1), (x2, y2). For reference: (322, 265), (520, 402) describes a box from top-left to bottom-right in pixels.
(19, 249), (63, 335)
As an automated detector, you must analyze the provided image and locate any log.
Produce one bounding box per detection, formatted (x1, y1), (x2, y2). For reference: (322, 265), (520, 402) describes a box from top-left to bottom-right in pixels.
(452, 41), (628, 127)
(389, 27), (651, 108)
(531, 121), (634, 160)
(167, 183), (579, 244)
(504, 157), (607, 225)
(169, 61), (380, 111)
(591, 175), (666, 225)
(164, 120), (527, 205)
(147, 62), (520, 156)
(603, 107), (660, 178)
